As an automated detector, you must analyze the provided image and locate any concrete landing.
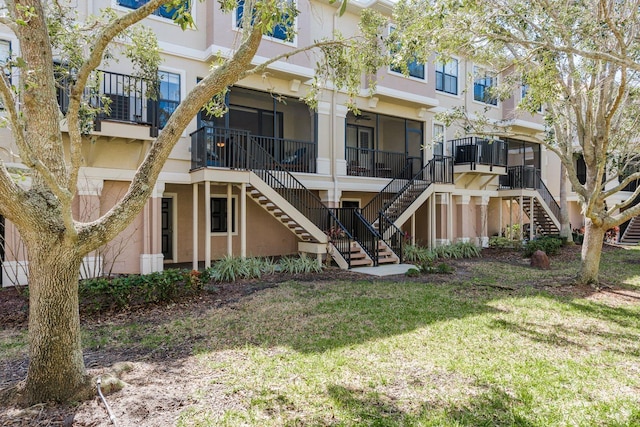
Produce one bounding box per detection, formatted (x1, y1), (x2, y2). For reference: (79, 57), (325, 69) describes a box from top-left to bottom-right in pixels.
(351, 263), (417, 277)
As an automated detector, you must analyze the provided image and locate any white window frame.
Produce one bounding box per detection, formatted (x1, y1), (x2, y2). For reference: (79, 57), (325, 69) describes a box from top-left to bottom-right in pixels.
(113, 0), (197, 27)
(432, 122), (446, 156)
(434, 55), (459, 96)
(472, 65), (499, 107)
(232, 0), (298, 47)
(387, 25), (427, 83)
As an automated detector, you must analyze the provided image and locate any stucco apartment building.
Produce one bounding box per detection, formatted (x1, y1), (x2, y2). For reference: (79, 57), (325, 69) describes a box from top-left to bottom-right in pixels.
(1, 0), (635, 286)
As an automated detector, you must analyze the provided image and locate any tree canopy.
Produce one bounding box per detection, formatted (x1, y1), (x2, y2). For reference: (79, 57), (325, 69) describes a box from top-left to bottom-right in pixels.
(391, 0), (640, 284)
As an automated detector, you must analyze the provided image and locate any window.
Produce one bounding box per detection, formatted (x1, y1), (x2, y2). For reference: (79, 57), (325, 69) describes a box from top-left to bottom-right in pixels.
(236, 0), (295, 42)
(473, 66), (497, 105)
(435, 58), (458, 95)
(0, 40), (10, 109)
(389, 26), (425, 80)
(521, 84), (542, 112)
(158, 71), (180, 128)
(433, 123), (445, 156)
(117, 0), (189, 19)
(211, 197), (236, 233)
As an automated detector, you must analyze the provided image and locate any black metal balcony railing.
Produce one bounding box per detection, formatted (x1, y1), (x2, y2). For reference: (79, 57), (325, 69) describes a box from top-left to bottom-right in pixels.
(190, 126), (316, 173)
(450, 137), (508, 170)
(346, 147), (410, 178)
(57, 70), (160, 137)
(499, 165), (561, 222)
(362, 155), (454, 225)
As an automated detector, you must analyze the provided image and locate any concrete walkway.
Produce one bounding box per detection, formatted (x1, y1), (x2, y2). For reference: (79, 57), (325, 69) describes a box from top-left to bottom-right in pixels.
(351, 263), (417, 277)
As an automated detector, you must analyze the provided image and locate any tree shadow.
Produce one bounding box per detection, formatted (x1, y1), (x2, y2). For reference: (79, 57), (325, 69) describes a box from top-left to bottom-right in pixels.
(326, 384), (537, 426)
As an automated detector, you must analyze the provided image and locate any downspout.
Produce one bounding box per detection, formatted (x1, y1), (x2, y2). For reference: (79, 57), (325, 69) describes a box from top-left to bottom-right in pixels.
(331, 10), (339, 208)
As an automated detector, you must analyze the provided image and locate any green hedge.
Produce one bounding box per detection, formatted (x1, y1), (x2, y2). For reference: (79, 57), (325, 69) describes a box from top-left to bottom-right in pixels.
(79, 269), (203, 312)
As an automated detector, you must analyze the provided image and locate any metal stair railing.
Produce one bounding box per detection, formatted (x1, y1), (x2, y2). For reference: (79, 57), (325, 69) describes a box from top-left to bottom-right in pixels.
(362, 155), (454, 225)
(534, 170), (561, 224)
(243, 141), (357, 266)
(378, 212), (404, 262)
(333, 207), (383, 264)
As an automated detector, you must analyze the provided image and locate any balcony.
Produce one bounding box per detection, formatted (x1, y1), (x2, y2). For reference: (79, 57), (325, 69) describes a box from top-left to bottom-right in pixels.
(57, 70), (159, 137)
(190, 126), (317, 173)
(450, 137), (508, 173)
(346, 147), (416, 179)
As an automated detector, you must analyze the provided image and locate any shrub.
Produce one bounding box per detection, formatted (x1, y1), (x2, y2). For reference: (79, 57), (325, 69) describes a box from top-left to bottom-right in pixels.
(405, 267), (421, 277)
(453, 241), (481, 258)
(489, 236), (522, 250)
(278, 255), (324, 274)
(206, 256), (279, 282)
(523, 236), (563, 257)
(79, 269), (203, 312)
(436, 262), (455, 274)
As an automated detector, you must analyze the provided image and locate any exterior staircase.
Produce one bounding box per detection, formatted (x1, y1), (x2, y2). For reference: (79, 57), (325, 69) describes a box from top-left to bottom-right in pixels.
(521, 196), (560, 235)
(620, 216), (640, 244)
(500, 166), (562, 237)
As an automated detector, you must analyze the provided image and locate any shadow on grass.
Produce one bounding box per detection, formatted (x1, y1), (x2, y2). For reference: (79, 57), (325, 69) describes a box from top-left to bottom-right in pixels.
(327, 384), (536, 426)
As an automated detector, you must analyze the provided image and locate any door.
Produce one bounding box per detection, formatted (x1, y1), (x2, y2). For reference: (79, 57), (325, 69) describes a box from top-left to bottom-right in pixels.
(161, 198), (173, 261)
(407, 127), (423, 177)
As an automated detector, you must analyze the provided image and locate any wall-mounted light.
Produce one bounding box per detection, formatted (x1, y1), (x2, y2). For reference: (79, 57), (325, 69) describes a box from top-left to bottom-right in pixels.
(216, 141), (225, 147)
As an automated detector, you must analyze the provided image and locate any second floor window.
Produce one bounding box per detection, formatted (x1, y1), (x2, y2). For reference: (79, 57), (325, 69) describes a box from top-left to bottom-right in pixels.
(0, 40), (10, 110)
(435, 58), (458, 95)
(236, 0), (295, 42)
(158, 71), (180, 128)
(474, 67), (497, 105)
(389, 26), (425, 80)
(117, 0), (189, 19)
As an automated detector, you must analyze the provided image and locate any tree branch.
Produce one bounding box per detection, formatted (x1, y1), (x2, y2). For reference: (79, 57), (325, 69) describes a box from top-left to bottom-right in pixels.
(66, 0), (174, 198)
(75, 19), (265, 254)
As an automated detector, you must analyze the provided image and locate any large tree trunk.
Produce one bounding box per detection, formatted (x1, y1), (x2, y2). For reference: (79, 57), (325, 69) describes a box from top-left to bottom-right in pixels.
(24, 240), (90, 404)
(576, 219), (605, 285)
(559, 162), (573, 242)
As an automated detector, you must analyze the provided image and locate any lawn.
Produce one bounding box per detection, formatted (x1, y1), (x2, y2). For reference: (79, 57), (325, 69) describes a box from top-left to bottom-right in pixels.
(2, 246), (640, 426)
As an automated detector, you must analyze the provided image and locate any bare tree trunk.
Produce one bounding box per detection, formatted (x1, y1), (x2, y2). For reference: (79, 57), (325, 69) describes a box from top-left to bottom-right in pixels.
(24, 239), (90, 404)
(576, 219), (605, 285)
(559, 162), (573, 243)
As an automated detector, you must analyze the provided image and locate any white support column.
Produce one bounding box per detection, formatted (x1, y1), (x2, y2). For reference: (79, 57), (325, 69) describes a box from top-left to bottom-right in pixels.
(429, 194), (442, 249)
(530, 196), (535, 240)
(227, 183), (233, 256)
(478, 195), (490, 248)
(205, 181), (211, 268)
(411, 213), (416, 246)
(519, 195), (524, 240)
(192, 183), (198, 270)
(316, 101), (332, 175)
(77, 178), (104, 279)
(240, 183), (247, 258)
(447, 193), (453, 245)
(140, 182), (165, 274)
(499, 197), (503, 237)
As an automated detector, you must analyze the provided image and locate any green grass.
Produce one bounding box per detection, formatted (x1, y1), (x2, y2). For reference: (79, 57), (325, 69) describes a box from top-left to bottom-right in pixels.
(2, 247), (640, 425)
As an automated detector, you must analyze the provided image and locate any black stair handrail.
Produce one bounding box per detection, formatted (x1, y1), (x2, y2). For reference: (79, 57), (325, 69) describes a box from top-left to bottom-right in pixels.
(378, 212), (404, 262)
(243, 141), (358, 266)
(353, 209), (382, 264)
(362, 156), (453, 223)
(534, 170), (561, 223)
(362, 156), (454, 224)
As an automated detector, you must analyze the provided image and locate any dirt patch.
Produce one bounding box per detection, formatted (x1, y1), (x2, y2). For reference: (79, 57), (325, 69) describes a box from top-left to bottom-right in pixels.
(1, 245), (637, 426)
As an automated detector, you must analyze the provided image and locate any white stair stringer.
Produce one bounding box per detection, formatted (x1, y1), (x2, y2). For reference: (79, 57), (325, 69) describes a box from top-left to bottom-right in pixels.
(247, 172), (328, 244)
(391, 184), (437, 228)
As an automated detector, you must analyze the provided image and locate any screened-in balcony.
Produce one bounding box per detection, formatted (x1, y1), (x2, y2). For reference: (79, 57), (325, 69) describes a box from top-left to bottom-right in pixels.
(57, 70), (160, 137)
(346, 147), (417, 178)
(190, 126), (316, 173)
(450, 137), (508, 172)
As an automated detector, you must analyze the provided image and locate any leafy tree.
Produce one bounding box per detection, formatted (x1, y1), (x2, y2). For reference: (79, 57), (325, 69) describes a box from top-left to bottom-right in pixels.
(391, 0), (640, 284)
(0, 0), (385, 403)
